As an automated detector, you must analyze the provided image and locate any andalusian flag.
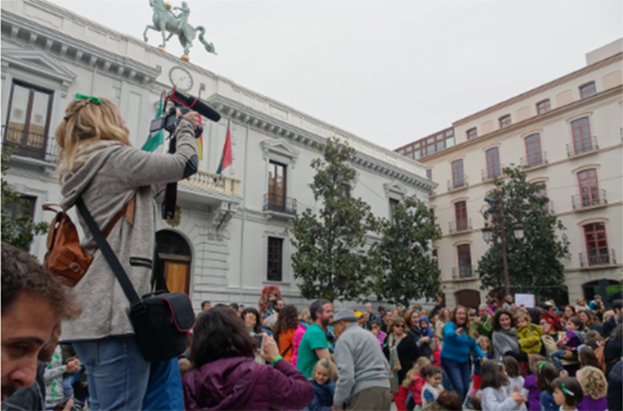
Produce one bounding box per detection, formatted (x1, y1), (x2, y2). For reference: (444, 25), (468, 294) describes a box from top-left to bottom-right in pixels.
(141, 92), (165, 152)
(216, 120), (232, 175)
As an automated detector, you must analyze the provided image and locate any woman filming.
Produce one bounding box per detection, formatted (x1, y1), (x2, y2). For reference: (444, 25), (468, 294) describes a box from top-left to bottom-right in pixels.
(56, 95), (199, 410)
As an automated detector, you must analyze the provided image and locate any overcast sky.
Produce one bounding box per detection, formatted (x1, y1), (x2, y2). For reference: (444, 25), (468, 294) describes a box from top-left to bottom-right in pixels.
(48, 0), (622, 151)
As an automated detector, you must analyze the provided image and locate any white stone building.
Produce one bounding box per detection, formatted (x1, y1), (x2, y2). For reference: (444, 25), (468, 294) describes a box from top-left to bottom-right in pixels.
(1, 0), (435, 310)
(396, 40), (623, 309)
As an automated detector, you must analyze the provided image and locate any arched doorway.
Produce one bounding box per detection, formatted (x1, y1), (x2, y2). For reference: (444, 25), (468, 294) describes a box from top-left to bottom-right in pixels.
(156, 230), (192, 295)
(582, 279), (622, 309)
(455, 289), (481, 309)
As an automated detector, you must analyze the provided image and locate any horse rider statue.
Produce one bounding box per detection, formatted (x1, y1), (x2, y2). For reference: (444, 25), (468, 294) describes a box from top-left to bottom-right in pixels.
(143, 0), (216, 61)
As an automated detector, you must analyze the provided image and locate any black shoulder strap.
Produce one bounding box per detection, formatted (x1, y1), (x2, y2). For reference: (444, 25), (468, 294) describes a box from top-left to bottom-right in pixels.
(76, 198), (142, 307)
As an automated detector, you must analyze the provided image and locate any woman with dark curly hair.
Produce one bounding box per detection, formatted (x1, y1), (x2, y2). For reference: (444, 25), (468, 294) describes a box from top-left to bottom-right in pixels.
(491, 309), (527, 363)
(183, 306), (313, 410)
(272, 304), (299, 363)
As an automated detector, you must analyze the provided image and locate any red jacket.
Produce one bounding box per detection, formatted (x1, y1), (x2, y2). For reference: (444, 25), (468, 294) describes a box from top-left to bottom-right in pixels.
(183, 356), (313, 410)
(406, 376), (425, 405)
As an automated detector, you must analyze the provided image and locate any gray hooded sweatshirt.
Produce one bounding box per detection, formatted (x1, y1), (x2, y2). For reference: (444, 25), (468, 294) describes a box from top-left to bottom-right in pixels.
(59, 119), (197, 341)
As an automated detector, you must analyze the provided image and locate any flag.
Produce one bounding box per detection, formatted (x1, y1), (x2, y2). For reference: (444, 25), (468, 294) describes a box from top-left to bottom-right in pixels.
(195, 114), (203, 160)
(141, 92), (165, 152)
(216, 120), (232, 175)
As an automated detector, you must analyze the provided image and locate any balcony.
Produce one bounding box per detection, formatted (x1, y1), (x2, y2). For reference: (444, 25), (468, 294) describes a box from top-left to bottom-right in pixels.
(520, 152), (548, 169)
(447, 175), (469, 191)
(263, 193), (297, 217)
(571, 189), (607, 210)
(579, 249), (617, 267)
(452, 266), (475, 279)
(448, 218), (472, 234)
(481, 164), (504, 182)
(2, 125), (59, 165)
(566, 136), (599, 157)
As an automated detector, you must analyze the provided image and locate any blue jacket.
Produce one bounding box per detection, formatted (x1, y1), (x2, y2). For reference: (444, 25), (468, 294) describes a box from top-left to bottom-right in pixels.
(440, 321), (484, 363)
(309, 380), (335, 411)
(473, 351), (494, 375)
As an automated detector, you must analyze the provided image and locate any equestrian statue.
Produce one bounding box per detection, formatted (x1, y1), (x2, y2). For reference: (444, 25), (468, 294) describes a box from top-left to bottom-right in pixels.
(143, 0), (216, 61)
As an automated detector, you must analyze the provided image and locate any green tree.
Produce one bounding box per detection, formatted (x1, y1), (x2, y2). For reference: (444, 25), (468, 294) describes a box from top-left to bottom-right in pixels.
(1, 148), (49, 251)
(477, 166), (567, 302)
(377, 196), (442, 307)
(290, 137), (383, 302)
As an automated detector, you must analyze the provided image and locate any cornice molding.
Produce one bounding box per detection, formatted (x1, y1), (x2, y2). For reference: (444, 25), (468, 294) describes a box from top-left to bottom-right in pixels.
(453, 52), (623, 127)
(208, 95), (437, 194)
(1, 48), (76, 95)
(1, 11), (161, 85)
(260, 138), (299, 168)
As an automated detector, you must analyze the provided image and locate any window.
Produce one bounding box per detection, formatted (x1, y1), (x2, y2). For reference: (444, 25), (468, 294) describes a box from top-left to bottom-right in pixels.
(389, 198), (400, 224)
(536, 100), (551, 115)
(267, 237), (283, 281)
(267, 160), (287, 210)
(451, 159), (464, 188)
(432, 249), (438, 268)
(426, 169), (432, 180)
(499, 115), (511, 129)
(580, 82), (596, 99)
(467, 128), (477, 140)
(577, 169), (600, 207)
(486, 147), (501, 179)
(535, 182), (547, 198)
(4, 81), (53, 160)
(409, 128), (454, 159)
(524, 134), (543, 167)
(571, 117), (592, 154)
(5, 195), (36, 224)
(454, 201), (468, 231)
(339, 183), (351, 198)
(457, 245), (472, 278)
(583, 223), (609, 265)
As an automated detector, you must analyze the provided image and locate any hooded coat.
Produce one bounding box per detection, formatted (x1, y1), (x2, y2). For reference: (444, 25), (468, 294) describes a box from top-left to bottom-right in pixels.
(182, 356), (314, 411)
(59, 120), (198, 341)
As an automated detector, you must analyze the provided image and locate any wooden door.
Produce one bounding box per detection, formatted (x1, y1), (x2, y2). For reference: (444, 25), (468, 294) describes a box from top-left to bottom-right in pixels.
(164, 260), (190, 294)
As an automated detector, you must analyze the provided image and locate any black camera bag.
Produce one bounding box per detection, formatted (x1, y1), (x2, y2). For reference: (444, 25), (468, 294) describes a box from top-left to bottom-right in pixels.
(76, 198), (195, 362)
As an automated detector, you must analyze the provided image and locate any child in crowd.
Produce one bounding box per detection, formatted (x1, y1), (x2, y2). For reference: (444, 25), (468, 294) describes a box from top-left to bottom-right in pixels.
(515, 313), (543, 356)
(421, 365), (444, 407)
(536, 361), (559, 411)
(576, 346), (601, 379)
(522, 354), (545, 411)
(469, 336), (494, 399)
(502, 356), (527, 411)
(308, 358), (336, 411)
(470, 392), (483, 411)
(480, 361), (526, 411)
(552, 376), (584, 411)
(370, 320), (387, 349)
(551, 317), (586, 373)
(436, 389), (462, 411)
(576, 366), (608, 411)
(418, 316), (440, 365)
(403, 357), (432, 410)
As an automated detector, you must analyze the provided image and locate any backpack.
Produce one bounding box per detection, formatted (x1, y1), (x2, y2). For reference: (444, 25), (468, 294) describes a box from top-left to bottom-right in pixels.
(43, 200), (131, 287)
(593, 338), (620, 373)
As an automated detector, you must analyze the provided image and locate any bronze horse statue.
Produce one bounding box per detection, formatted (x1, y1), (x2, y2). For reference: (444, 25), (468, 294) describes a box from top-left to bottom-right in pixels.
(143, 0), (216, 59)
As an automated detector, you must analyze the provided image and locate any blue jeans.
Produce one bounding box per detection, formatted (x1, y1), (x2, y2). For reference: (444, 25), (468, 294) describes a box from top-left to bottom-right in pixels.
(550, 350), (566, 372)
(73, 335), (150, 411)
(441, 357), (471, 403)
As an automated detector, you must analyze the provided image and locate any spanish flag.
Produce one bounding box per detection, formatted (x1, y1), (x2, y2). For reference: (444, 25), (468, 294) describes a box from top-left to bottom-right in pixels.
(195, 115), (203, 160)
(216, 120), (232, 175)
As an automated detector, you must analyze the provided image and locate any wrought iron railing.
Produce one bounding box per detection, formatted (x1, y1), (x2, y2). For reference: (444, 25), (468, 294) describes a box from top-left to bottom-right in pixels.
(263, 193), (297, 215)
(452, 266), (475, 279)
(447, 174), (468, 191)
(579, 249), (617, 267)
(481, 164), (504, 182)
(2, 125), (59, 164)
(566, 136), (599, 157)
(449, 218), (472, 234)
(520, 151), (548, 169)
(572, 189), (607, 210)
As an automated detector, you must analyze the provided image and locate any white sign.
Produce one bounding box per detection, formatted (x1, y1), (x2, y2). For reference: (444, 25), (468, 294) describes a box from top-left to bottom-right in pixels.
(515, 294), (535, 308)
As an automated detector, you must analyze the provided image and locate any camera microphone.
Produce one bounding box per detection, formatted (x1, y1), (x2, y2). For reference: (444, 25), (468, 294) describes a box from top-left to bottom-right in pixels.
(166, 89), (221, 122)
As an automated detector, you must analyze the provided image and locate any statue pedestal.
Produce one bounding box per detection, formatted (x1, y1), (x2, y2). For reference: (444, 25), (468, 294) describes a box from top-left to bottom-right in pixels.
(157, 46), (165, 52)
(181, 54), (190, 62)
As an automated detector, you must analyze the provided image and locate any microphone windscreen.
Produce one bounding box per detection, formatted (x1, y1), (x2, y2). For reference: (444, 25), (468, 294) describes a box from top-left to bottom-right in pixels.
(168, 90), (222, 122)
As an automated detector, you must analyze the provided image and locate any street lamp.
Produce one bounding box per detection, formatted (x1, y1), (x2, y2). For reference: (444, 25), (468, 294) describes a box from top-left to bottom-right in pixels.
(481, 224), (493, 243)
(513, 223), (524, 240)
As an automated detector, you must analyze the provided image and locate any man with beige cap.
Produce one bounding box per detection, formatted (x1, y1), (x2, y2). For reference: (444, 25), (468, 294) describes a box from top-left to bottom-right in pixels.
(331, 308), (391, 411)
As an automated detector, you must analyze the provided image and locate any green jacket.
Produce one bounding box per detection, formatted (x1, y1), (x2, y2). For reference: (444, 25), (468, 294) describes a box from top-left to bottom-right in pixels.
(475, 315), (492, 338)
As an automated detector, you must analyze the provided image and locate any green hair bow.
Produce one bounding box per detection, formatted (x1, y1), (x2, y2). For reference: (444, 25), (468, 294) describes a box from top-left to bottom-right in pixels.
(562, 383), (575, 396)
(538, 362), (547, 371)
(75, 93), (102, 105)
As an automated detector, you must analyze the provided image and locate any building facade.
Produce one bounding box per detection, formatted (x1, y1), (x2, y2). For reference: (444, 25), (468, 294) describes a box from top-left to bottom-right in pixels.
(1, 0), (436, 310)
(396, 39), (623, 309)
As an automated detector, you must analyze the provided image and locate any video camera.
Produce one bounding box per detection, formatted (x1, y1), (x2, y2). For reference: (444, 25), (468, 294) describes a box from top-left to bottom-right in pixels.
(150, 89), (222, 220)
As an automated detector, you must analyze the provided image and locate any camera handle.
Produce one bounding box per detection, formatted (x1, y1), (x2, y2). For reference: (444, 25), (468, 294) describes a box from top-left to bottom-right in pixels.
(162, 131), (178, 220)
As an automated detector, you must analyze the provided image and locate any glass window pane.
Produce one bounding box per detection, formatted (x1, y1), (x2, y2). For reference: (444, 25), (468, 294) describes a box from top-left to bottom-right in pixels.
(446, 137), (455, 148)
(437, 141), (445, 151)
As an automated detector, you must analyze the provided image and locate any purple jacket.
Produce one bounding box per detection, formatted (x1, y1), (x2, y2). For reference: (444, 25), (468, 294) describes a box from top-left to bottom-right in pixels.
(523, 374), (540, 411)
(183, 356), (314, 410)
(577, 395), (607, 411)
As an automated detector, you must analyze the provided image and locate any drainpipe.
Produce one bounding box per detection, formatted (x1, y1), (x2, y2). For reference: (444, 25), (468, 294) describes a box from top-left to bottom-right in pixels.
(239, 116), (249, 303)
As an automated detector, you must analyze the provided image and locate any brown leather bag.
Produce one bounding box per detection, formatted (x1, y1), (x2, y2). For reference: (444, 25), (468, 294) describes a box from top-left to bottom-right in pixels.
(43, 199), (133, 287)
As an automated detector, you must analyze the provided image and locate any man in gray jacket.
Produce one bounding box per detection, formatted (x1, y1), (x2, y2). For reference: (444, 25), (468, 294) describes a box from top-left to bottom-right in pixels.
(331, 309), (391, 411)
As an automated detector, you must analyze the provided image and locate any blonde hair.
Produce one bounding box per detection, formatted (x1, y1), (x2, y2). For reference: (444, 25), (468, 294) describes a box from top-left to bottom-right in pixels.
(313, 357), (337, 381)
(402, 356), (432, 387)
(56, 97), (131, 175)
(515, 312), (531, 324)
(603, 310), (614, 323)
(579, 366), (608, 399)
(298, 308), (312, 324)
(477, 335), (490, 350)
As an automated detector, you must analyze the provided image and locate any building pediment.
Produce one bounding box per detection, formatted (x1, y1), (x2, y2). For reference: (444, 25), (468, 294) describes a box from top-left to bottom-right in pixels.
(383, 181), (408, 198)
(260, 138), (299, 167)
(2, 48), (76, 92)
